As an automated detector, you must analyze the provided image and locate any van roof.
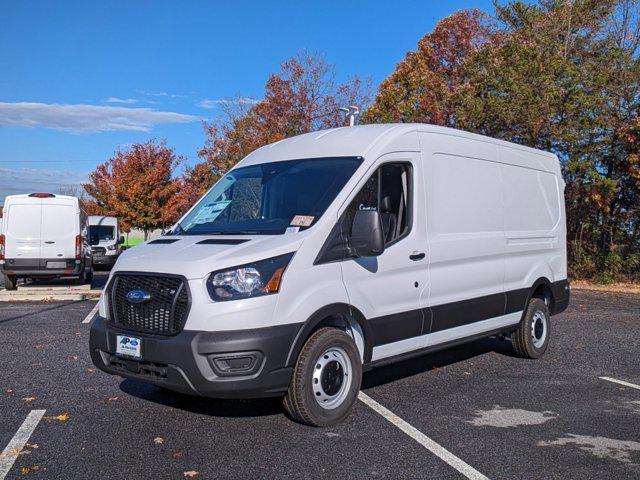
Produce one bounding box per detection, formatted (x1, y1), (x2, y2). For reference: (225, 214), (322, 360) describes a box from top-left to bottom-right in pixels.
(88, 215), (117, 224)
(3, 193), (79, 203)
(240, 123), (558, 166)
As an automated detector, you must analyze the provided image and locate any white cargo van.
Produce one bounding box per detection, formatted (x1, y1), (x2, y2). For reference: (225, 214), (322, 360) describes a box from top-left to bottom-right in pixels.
(88, 216), (123, 269)
(1, 193), (93, 290)
(90, 124), (570, 426)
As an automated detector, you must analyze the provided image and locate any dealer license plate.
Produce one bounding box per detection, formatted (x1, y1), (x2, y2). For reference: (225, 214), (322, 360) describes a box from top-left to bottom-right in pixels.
(116, 335), (142, 360)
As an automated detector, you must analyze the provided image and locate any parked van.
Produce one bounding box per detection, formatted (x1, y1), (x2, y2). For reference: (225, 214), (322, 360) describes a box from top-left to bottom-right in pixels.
(88, 216), (123, 269)
(1, 193), (93, 290)
(90, 124), (570, 426)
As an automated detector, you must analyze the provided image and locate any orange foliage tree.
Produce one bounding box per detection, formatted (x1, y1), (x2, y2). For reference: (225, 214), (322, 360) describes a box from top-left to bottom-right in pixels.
(192, 51), (371, 189)
(361, 9), (495, 126)
(83, 140), (184, 239)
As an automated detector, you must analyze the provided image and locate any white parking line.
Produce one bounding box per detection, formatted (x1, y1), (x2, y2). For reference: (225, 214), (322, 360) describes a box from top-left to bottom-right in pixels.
(0, 410), (46, 480)
(82, 301), (100, 324)
(599, 376), (640, 391)
(358, 392), (489, 480)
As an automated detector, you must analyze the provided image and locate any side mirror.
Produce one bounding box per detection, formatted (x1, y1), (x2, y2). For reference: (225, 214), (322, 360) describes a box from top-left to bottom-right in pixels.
(118, 236), (125, 244)
(350, 210), (385, 257)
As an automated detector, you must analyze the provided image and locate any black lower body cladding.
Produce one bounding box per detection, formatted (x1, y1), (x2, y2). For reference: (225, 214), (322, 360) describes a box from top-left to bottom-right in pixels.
(89, 316), (302, 399)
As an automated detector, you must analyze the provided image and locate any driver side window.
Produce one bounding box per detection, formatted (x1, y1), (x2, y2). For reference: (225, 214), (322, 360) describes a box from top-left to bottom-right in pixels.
(344, 162), (411, 246)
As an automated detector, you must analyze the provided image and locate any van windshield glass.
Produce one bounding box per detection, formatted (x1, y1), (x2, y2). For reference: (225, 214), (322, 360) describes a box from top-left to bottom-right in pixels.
(177, 157), (362, 235)
(88, 226), (115, 244)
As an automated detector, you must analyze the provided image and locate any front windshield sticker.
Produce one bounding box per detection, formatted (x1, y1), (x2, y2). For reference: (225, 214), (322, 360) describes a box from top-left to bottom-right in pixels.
(285, 226), (300, 234)
(290, 215), (314, 227)
(191, 200), (232, 225)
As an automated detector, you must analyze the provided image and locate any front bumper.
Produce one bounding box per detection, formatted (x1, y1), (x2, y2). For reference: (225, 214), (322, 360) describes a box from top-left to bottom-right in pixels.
(92, 254), (117, 266)
(89, 316), (301, 399)
(1, 258), (82, 277)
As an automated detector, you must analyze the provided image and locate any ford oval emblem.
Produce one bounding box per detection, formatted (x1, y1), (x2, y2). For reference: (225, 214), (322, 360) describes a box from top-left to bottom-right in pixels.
(126, 289), (151, 304)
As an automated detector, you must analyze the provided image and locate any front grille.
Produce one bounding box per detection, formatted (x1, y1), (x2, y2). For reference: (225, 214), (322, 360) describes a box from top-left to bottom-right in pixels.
(108, 273), (190, 335)
(92, 247), (106, 255)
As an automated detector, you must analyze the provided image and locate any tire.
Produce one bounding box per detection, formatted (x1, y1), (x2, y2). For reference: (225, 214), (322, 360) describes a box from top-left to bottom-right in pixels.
(3, 274), (17, 290)
(85, 267), (94, 285)
(512, 297), (550, 359)
(75, 268), (86, 285)
(283, 327), (362, 427)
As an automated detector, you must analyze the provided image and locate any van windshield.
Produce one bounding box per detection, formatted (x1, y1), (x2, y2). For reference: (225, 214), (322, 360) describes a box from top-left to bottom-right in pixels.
(177, 157), (362, 235)
(88, 226), (115, 244)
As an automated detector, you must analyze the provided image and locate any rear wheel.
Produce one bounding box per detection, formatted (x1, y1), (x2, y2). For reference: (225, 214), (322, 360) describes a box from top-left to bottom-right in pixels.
(3, 274), (17, 290)
(512, 297), (550, 359)
(283, 327), (362, 427)
(85, 267), (94, 285)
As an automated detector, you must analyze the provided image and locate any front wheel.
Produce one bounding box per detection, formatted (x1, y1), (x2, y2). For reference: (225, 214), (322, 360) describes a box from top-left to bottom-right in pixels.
(512, 297), (550, 359)
(283, 327), (362, 427)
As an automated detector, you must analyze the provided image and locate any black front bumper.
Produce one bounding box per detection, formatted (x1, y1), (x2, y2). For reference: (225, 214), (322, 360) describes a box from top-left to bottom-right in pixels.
(2, 258), (82, 277)
(89, 316), (302, 399)
(92, 254), (117, 266)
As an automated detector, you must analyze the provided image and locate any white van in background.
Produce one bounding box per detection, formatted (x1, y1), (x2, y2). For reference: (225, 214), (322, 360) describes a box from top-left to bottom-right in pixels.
(88, 216), (123, 269)
(0, 193), (93, 290)
(90, 124), (570, 427)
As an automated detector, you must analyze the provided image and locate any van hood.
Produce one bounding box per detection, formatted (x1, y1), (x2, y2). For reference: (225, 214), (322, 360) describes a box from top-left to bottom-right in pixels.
(113, 234), (305, 279)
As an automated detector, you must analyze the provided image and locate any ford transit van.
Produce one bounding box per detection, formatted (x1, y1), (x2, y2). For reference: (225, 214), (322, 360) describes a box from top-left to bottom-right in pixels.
(89, 124), (570, 426)
(1, 193), (93, 290)
(88, 216), (123, 269)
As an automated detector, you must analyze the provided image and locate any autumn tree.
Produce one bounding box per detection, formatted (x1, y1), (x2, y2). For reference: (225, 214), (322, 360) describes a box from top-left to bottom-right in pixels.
(196, 51), (371, 182)
(83, 140), (184, 239)
(361, 9), (495, 125)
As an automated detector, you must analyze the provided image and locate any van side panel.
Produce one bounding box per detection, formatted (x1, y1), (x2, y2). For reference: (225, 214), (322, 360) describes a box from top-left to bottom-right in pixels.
(499, 146), (567, 296)
(419, 133), (506, 333)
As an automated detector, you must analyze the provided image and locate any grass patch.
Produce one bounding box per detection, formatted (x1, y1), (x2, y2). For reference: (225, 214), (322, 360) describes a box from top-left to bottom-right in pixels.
(121, 237), (145, 248)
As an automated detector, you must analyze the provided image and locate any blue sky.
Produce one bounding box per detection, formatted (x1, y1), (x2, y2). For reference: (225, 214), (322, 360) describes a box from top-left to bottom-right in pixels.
(1, 0), (495, 203)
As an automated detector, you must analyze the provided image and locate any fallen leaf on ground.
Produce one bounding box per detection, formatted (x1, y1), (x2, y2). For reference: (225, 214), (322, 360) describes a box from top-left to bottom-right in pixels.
(25, 444), (38, 449)
(6, 389), (13, 394)
(44, 413), (69, 422)
(107, 397), (119, 402)
(21, 397), (36, 402)
(183, 471), (199, 478)
(173, 451), (183, 458)
(87, 368), (95, 373)
(70, 355), (78, 361)
(153, 437), (164, 445)
(11, 448), (30, 456)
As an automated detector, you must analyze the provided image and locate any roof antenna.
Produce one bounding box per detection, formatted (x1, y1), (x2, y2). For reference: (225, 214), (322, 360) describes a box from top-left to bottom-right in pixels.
(339, 105), (360, 127)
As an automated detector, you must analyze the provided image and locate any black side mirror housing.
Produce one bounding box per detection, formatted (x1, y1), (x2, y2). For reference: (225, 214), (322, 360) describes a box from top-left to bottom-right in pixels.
(118, 236), (125, 244)
(350, 210), (385, 257)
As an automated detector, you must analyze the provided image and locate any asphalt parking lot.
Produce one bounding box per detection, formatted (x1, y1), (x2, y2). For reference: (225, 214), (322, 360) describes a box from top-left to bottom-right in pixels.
(0, 285), (639, 479)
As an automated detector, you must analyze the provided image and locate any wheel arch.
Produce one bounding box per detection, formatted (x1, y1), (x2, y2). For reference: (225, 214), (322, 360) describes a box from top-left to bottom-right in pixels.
(285, 303), (373, 367)
(526, 277), (555, 312)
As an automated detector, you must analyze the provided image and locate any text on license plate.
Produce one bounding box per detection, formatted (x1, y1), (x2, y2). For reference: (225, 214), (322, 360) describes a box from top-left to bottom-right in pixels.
(116, 335), (142, 359)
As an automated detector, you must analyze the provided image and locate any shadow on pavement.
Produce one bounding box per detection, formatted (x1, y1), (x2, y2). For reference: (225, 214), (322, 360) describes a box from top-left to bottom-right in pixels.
(0, 299), (89, 325)
(119, 379), (284, 418)
(362, 336), (516, 389)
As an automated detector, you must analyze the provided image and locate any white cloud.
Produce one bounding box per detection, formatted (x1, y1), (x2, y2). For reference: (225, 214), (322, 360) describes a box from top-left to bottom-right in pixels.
(0, 167), (88, 202)
(0, 102), (199, 133)
(136, 90), (188, 99)
(198, 97), (259, 109)
(105, 97), (138, 104)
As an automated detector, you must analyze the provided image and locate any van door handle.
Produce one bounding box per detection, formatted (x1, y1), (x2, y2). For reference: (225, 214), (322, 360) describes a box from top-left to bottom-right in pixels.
(409, 252), (426, 261)
(44, 241), (55, 244)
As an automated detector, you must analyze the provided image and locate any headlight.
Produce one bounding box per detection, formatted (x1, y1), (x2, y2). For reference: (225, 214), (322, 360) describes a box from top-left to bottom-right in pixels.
(107, 244), (117, 251)
(206, 253), (294, 302)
